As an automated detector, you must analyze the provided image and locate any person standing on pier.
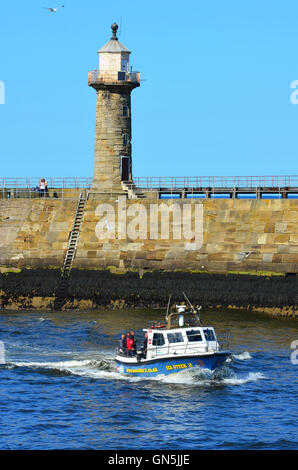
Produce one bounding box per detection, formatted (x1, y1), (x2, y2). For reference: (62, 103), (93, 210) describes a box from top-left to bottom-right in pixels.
(39, 178), (48, 197)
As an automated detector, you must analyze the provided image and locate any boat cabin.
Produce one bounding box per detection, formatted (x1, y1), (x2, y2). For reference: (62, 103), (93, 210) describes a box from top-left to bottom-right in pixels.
(144, 326), (218, 360)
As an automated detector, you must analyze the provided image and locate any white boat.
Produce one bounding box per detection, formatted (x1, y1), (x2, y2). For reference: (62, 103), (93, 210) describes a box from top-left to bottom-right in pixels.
(116, 293), (230, 377)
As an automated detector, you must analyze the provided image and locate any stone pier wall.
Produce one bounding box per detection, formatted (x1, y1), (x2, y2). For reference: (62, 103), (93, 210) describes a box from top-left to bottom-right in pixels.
(0, 197), (297, 274)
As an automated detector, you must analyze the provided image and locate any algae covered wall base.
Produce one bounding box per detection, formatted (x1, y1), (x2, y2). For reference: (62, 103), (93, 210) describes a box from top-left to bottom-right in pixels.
(0, 269), (297, 316)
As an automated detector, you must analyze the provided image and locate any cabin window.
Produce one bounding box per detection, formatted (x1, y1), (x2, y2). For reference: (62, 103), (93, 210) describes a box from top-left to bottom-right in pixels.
(123, 105), (128, 117)
(186, 329), (202, 342)
(167, 332), (184, 343)
(203, 329), (216, 341)
(152, 333), (165, 346)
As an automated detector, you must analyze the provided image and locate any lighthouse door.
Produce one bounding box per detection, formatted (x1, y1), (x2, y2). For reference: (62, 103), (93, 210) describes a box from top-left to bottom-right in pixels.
(121, 156), (130, 181)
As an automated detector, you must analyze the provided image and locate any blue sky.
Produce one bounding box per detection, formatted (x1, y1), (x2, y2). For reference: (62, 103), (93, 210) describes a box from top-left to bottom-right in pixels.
(0, 0), (298, 178)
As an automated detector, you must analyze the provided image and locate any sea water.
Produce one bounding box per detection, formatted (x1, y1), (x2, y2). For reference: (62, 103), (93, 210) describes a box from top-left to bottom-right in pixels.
(0, 308), (297, 450)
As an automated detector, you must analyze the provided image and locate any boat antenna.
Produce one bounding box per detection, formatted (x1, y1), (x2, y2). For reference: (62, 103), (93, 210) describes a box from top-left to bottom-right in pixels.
(182, 291), (203, 326)
(165, 294), (172, 321)
(182, 291), (196, 312)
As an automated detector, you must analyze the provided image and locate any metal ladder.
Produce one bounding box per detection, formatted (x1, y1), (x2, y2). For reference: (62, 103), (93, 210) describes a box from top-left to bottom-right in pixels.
(62, 192), (88, 278)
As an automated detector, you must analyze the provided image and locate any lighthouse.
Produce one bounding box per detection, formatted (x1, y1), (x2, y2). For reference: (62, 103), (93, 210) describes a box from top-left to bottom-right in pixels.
(88, 23), (140, 196)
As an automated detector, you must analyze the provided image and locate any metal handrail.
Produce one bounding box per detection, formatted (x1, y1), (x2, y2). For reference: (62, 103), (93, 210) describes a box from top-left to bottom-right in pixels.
(88, 70), (140, 84)
(149, 343), (213, 359)
(0, 176), (297, 190)
(148, 335), (219, 359)
(0, 177), (92, 189)
(216, 331), (231, 351)
(132, 175), (298, 190)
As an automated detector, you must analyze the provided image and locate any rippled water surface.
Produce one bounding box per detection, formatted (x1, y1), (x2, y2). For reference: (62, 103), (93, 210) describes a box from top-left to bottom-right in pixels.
(0, 308), (297, 450)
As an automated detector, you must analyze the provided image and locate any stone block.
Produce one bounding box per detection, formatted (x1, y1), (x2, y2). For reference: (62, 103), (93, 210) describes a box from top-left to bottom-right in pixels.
(275, 222), (288, 233)
(274, 234), (290, 244)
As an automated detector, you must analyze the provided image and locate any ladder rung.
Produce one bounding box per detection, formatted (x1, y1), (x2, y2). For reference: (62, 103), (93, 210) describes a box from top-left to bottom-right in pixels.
(61, 193), (88, 280)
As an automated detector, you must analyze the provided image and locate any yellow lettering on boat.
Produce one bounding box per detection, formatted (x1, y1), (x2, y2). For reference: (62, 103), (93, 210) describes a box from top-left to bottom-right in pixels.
(126, 367), (158, 373)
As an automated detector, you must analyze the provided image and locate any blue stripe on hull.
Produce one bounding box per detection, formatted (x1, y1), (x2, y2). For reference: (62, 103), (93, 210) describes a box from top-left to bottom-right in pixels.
(116, 353), (229, 377)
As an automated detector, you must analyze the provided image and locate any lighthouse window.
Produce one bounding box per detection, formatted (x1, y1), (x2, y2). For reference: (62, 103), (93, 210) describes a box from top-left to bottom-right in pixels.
(123, 134), (128, 146)
(152, 333), (165, 346)
(123, 105), (128, 117)
(167, 332), (184, 343)
(186, 330), (202, 342)
(118, 71), (126, 81)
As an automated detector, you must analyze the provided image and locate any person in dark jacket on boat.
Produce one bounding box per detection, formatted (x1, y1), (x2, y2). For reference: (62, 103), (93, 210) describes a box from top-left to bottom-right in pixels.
(142, 332), (148, 358)
(117, 334), (126, 355)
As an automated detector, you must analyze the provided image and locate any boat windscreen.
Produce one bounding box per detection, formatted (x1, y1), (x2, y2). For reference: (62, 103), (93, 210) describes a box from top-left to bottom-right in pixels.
(167, 332), (184, 343)
(152, 333), (165, 346)
(186, 330), (202, 342)
(203, 329), (216, 341)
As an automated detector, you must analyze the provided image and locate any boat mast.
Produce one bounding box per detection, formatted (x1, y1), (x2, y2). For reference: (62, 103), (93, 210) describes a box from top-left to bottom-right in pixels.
(182, 291), (203, 326)
(165, 294), (172, 321)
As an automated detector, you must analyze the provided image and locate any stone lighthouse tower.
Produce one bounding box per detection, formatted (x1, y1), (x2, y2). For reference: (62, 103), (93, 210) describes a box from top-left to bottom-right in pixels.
(88, 23), (140, 196)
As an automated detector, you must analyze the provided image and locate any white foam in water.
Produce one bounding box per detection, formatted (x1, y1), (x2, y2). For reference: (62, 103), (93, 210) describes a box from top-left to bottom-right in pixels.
(232, 351), (252, 361)
(222, 372), (266, 386)
(8, 355), (265, 387)
(13, 359), (96, 368)
(10, 358), (115, 375)
(0, 341), (5, 364)
(153, 367), (211, 385)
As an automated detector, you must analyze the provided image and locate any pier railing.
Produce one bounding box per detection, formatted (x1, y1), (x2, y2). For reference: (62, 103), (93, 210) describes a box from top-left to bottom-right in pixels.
(1, 175), (297, 190)
(0, 177), (92, 200)
(0, 175), (298, 199)
(132, 175), (298, 190)
(129, 175), (298, 198)
(0, 177), (92, 189)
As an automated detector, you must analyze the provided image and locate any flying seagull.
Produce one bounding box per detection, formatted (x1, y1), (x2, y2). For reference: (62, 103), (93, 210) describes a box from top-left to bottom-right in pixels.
(43, 5), (64, 12)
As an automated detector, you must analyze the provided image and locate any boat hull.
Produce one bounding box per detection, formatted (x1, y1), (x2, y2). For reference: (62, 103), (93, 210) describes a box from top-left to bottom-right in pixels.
(116, 352), (229, 377)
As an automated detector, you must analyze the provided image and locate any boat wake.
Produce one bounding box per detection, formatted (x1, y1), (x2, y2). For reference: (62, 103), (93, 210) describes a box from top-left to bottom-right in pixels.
(5, 355), (119, 379)
(3, 350), (265, 387)
(156, 366), (265, 386)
